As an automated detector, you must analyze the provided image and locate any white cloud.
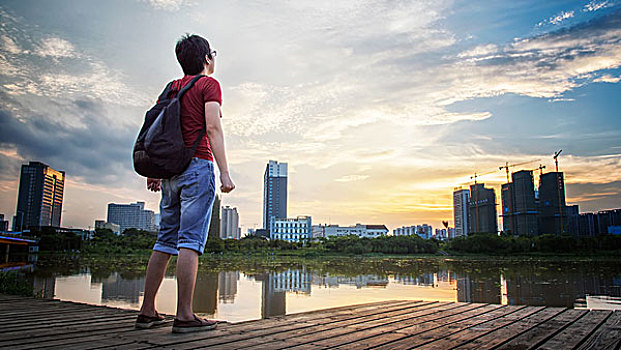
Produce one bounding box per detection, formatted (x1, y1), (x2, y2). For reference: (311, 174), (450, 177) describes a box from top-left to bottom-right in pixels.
(1, 35), (22, 54)
(584, 0), (613, 12)
(141, 0), (185, 11)
(594, 74), (621, 82)
(335, 175), (369, 182)
(37, 37), (76, 58)
(457, 44), (498, 58)
(550, 11), (575, 25)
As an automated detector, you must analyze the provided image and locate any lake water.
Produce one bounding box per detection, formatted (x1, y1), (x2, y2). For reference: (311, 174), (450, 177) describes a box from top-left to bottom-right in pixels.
(8, 255), (621, 322)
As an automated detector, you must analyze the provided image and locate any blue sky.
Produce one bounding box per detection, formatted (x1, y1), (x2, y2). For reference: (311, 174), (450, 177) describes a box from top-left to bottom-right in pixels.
(0, 0), (619, 231)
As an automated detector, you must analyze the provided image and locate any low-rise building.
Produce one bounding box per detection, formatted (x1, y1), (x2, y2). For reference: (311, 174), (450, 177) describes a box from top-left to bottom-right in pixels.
(271, 216), (312, 242)
(394, 224), (433, 239)
(324, 224), (388, 239)
(94, 220), (121, 235)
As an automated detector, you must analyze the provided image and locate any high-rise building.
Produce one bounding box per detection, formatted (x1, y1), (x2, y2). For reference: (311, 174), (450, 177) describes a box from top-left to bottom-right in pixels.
(453, 188), (470, 237)
(208, 194), (221, 238)
(220, 206), (240, 239)
(263, 160), (287, 234)
(468, 183), (498, 234)
(501, 170), (538, 235)
(13, 161), (65, 231)
(107, 202), (155, 233)
(538, 172), (567, 235)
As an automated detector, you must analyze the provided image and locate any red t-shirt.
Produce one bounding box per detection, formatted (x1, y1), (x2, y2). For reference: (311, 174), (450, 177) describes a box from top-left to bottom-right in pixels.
(170, 75), (222, 161)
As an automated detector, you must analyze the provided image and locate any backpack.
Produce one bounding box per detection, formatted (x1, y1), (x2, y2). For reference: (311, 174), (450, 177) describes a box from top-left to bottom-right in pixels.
(133, 75), (205, 179)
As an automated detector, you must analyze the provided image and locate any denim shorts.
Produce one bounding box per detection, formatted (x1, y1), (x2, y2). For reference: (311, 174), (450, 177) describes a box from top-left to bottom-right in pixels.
(154, 158), (215, 255)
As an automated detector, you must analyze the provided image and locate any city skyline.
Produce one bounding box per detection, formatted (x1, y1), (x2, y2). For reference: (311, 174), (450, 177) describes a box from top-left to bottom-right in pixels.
(0, 1), (620, 232)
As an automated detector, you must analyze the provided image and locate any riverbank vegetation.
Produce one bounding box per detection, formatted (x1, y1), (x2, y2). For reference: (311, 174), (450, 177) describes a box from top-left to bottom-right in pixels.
(24, 227), (621, 257)
(446, 233), (621, 255)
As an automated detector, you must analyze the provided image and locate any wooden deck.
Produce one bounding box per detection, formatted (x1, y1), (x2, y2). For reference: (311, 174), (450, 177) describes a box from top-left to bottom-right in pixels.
(0, 294), (619, 349)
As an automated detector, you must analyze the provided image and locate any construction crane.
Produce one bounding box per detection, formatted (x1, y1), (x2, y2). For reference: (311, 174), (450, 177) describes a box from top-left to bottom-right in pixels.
(470, 170), (496, 185)
(552, 150), (564, 234)
(499, 159), (540, 183)
(469, 169), (497, 233)
(535, 164), (546, 186)
(553, 149), (562, 172)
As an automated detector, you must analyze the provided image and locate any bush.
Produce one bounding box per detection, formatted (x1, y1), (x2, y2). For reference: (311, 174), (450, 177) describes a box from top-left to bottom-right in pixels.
(0, 272), (33, 296)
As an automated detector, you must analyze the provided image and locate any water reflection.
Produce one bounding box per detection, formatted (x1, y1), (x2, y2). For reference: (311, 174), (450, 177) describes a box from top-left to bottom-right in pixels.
(16, 257), (621, 322)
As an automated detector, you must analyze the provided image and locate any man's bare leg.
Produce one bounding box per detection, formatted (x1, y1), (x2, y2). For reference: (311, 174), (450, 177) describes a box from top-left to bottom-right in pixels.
(176, 247), (199, 321)
(139, 250), (171, 316)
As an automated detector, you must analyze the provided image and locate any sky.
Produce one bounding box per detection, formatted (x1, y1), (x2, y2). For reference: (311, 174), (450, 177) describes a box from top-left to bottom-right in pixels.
(0, 0), (620, 233)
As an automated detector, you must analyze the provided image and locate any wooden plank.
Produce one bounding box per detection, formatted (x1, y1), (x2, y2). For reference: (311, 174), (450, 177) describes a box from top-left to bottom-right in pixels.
(330, 304), (507, 350)
(495, 309), (588, 349)
(0, 315), (140, 343)
(0, 304), (115, 320)
(452, 307), (566, 350)
(576, 311), (621, 350)
(411, 306), (544, 349)
(209, 302), (473, 350)
(7, 333), (140, 350)
(538, 310), (612, 350)
(126, 300), (434, 349)
(0, 312), (138, 335)
(0, 308), (135, 328)
(1, 320), (150, 350)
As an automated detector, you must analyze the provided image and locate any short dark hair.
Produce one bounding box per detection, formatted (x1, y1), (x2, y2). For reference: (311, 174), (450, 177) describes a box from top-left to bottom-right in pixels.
(175, 34), (212, 75)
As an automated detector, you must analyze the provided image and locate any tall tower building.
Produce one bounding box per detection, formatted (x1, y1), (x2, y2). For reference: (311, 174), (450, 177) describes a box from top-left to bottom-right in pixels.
(453, 188), (469, 237)
(468, 183), (498, 234)
(220, 206), (240, 239)
(263, 160), (287, 234)
(538, 172), (567, 235)
(14, 161), (65, 231)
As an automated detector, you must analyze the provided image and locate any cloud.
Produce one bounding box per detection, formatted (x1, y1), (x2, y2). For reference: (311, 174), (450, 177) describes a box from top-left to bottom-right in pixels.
(37, 37), (76, 58)
(583, 0), (614, 12)
(140, 0), (186, 11)
(0, 9), (150, 108)
(594, 73), (621, 82)
(335, 175), (369, 182)
(550, 11), (575, 25)
(1, 35), (22, 54)
(0, 101), (136, 185)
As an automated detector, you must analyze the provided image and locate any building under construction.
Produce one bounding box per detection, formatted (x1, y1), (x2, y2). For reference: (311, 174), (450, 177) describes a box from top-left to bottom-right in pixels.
(500, 170), (568, 236)
(468, 183), (498, 234)
(501, 170), (539, 235)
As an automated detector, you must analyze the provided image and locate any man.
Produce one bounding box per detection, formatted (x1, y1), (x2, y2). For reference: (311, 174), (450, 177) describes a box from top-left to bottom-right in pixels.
(136, 34), (235, 333)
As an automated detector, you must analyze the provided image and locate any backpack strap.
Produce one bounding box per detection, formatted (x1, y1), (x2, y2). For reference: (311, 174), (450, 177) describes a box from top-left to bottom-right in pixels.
(177, 75), (205, 99)
(176, 75), (209, 154)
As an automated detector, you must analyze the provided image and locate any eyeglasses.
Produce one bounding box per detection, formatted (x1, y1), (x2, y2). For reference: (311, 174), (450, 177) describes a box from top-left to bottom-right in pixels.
(209, 50), (217, 59)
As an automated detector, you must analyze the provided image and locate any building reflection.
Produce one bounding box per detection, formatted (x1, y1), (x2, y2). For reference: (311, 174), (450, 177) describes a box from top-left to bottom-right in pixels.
(218, 271), (239, 303)
(254, 272), (286, 318)
(456, 276), (501, 304)
(32, 274), (55, 299)
(193, 271), (218, 315)
(395, 273), (435, 287)
(504, 273), (621, 308)
(98, 272), (145, 304)
(314, 274), (389, 289)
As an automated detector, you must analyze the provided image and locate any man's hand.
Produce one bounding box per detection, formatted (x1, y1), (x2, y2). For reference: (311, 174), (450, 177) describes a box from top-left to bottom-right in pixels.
(147, 178), (161, 192)
(220, 172), (235, 193)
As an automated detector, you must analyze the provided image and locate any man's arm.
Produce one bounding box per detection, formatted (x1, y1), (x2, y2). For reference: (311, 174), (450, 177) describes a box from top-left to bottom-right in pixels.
(205, 101), (235, 193)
